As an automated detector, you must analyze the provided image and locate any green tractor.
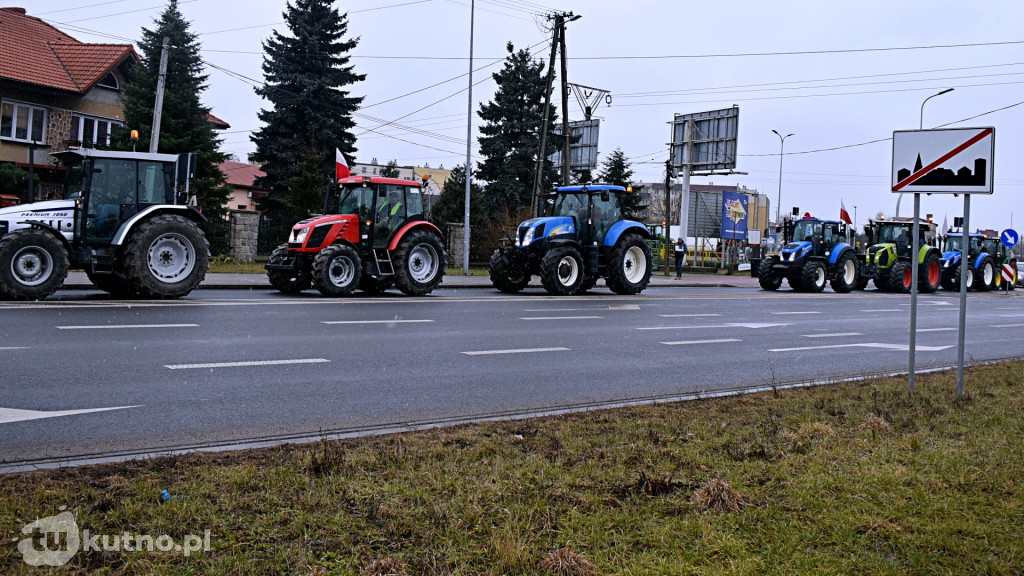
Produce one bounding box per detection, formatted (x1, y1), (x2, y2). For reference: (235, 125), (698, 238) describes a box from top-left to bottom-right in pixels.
(939, 233), (1016, 291)
(858, 217), (941, 293)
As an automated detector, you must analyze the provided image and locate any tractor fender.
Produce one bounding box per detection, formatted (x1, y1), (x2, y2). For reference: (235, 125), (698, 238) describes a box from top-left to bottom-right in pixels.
(603, 220), (652, 247)
(918, 246), (940, 264)
(827, 243), (853, 265)
(20, 220), (72, 253)
(387, 220), (444, 251)
(111, 205), (206, 246)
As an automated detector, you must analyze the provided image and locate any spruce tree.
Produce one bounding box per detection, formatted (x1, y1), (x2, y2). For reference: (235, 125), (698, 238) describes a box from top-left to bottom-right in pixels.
(251, 0), (364, 223)
(598, 148), (647, 218)
(115, 0), (231, 252)
(380, 160), (400, 178)
(476, 42), (560, 218)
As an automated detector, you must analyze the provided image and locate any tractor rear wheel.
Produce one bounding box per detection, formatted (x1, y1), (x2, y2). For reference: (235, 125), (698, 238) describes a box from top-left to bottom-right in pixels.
(919, 252), (941, 293)
(606, 234), (652, 295)
(758, 257), (782, 290)
(312, 244), (362, 297)
(801, 260), (827, 293)
(974, 256), (994, 291)
(488, 248), (530, 293)
(540, 245), (584, 295)
(122, 214), (209, 298)
(267, 244), (311, 294)
(829, 251), (858, 293)
(0, 228), (69, 301)
(394, 229), (446, 295)
(889, 261), (913, 294)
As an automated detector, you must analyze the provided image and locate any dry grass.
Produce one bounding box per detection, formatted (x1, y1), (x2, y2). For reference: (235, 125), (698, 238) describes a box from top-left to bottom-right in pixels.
(540, 547), (598, 576)
(688, 477), (751, 513)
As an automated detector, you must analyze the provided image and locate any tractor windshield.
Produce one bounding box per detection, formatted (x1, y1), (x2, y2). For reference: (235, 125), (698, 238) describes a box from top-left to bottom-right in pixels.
(338, 185), (373, 219)
(878, 224), (911, 244)
(944, 236), (963, 252)
(63, 159), (85, 199)
(552, 193), (587, 224)
(791, 220), (821, 243)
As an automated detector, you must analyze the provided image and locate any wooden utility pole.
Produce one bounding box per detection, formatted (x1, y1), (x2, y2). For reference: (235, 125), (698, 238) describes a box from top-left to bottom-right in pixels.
(149, 37), (170, 154)
(559, 18), (571, 185)
(532, 17), (560, 217)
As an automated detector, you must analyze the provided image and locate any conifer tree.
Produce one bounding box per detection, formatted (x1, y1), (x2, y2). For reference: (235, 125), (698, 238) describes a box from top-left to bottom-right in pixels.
(598, 148), (647, 218)
(251, 0), (364, 223)
(476, 42), (560, 217)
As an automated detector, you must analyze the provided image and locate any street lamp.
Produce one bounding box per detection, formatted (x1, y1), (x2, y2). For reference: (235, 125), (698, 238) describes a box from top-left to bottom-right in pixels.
(772, 129), (794, 226)
(897, 88), (954, 217)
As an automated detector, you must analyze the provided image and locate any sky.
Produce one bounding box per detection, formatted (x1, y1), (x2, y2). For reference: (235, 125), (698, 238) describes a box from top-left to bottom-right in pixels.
(17, 0), (1024, 234)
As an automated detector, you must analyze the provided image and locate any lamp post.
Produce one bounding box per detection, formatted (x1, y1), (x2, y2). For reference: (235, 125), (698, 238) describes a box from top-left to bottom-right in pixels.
(771, 130), (794, 226)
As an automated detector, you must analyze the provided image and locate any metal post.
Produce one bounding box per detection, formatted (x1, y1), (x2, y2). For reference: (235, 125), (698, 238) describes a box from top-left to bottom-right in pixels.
(772, 130), (793, 226)
(909, 193), (920, 391)
(462, 0), (475, 275)
(679, 120), (692, 249)
(532, 16), (559, 216)
(559, 17), (571, 185)
(150, 37), (170, 153)
(956, 195), (970, 396)
(27, 143), (36, 203)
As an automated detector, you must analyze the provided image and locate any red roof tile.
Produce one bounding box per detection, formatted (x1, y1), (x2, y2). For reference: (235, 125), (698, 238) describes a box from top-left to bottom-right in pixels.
(0, 7), (137, 93)
(218, 161), (267, 190)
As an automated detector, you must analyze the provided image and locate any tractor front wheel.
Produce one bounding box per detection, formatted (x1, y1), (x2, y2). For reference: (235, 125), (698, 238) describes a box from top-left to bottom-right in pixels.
(606, 234), (652, 295)
(889, 260), (913, 294)
(360, 275), (393, 294)
(312, 244), (362, 297)
(953, 265), (974, 291)
(0, 228), (69, 301)
(394, 229), (446, 296)
(758, 257), (782, 291)
(801, 260), (827, 293)
(267, 244), (311, 294)
(829, 251), (859, 293)
(974, 257), (994, 291)
(540, 245), (584, 295)
(488, 248), (530, 293)
(919, 252), (941, 293)
(123, 214), (209, 298)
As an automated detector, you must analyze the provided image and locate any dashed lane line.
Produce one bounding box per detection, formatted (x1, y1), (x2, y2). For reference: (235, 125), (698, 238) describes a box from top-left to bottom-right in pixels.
(801, 332), (864, 338)
(659, 313), (722, 318)
(56, 323), (199, 330)
(165, 358), (330, 370)
(770, 311), (821, 315)
(916, 327), (956, 332)
(769, 343), (953, 353)
(322, 319), (434, 325)
(520, 316), (603, 321)
(462, 347), (570, 356)
(661, 339), (741, 346)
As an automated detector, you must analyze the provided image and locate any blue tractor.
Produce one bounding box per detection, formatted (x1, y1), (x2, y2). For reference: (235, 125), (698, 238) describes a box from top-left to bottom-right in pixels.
(488, 184), (653, 295)
(939, 232), (1012, 291)
(757, 215), (859, 293)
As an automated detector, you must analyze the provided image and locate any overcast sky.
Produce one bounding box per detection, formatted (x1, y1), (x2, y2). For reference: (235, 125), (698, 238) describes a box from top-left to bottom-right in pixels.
(19, 0), (1024, 233)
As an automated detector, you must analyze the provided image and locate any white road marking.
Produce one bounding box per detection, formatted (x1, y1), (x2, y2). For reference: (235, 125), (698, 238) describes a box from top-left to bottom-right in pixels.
(0, 347), (28, 350)
(859, 309), (903, 313)
(769, 343), (952, 352)
(56, 323), (198, 330)
(524, 308), (598, 312)
(0, 405), (141, 425)
(638, 322), (790, 331)
(608, 304), (641, 310)
(802, 332), (864, 338)
(166, 358), (330, 370)
(520, 316), (603, 321)
(322, 319), (434, 325)
(661, 339), (741, 346)
(770, 311), (821, 315)
(462, 347), (570, 356)
(916, 327), (956, 332)
(992, 323), (1024, 328)
(659, 313), (722, 318)
(999, 314), (1024, 318)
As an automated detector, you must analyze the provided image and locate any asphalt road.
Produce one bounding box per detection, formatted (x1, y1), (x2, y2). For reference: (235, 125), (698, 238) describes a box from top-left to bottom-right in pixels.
(2, 285), (1022, 471)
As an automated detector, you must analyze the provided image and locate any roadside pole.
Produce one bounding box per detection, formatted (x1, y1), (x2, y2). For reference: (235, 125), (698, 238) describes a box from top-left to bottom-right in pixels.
(956, 195), (970, 396)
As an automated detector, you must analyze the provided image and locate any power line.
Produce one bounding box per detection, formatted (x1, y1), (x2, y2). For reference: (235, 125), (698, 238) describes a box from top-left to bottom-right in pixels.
(568, 39), (1024, 60)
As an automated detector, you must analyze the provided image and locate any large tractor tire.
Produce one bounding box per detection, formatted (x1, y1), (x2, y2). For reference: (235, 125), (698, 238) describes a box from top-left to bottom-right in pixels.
(889, 260), (913, 294)
(952, 265), (973, 291)
(122, 214), (209, 299)
(829, 251), (859, 293)
(940, 270), (957, 291)
(267, 244), (311, 294)
(578, 276), (600, 293)
(874, 270), (893, 292)
(758, 257), (782, 291)
(974, 256), (994, 291)
(1009, 259), (1018, 291)
(919, 252), (941, 293)
(0, 228), (70, 301)
(312, 244), (362, 297)
(393, 229), (446, 296)
(87, 269), (136, 298)
(359, 275), (393, 295)
(488, 248), (530, 294)
(540, 245), (584, 295)
(801, 260), (827, 293)
(606, 234), (653, 295)
(787, 267), (805, 292)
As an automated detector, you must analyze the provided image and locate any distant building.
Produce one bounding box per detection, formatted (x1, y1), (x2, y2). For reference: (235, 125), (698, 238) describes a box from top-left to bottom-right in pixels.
(351, 159), (451, 195)
(640, 182), (770, 242)
(218, 161), (267, 212)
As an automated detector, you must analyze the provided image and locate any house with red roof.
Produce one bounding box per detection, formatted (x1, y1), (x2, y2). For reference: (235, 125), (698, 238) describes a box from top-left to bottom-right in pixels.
(0, 6), (138, 199)
(218, 160), (268, 212)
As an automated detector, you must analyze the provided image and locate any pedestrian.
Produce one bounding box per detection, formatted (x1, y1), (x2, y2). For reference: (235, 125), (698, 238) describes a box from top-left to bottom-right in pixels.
(674, 237), (687, 280)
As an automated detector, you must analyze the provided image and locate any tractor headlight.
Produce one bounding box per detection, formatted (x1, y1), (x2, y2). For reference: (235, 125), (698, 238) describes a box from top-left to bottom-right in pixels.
(520, 226), (535, 247)
(293, 226), (310, 245)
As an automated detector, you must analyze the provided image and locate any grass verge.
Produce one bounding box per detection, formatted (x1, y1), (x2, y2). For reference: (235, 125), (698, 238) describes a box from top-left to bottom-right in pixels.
(3, 362), (1023, 575)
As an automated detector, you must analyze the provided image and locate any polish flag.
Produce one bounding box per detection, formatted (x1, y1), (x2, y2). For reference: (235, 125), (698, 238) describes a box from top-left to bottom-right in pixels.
(335, 148), (351, 179)
(839, 199), (852, 225)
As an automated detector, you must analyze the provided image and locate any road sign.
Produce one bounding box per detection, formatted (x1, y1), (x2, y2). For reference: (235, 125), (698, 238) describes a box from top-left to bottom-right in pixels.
(671, 106), (739, 173)
(1000, 228), (1018, 248)
(891, 127), (995, 194)
(1002, 263), (1014, 284)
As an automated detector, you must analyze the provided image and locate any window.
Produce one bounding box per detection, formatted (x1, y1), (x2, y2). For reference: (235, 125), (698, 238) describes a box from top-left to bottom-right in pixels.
(97, 72), (119, 89)
(0, 101), (46, 142)
(70, 114), (121, 147)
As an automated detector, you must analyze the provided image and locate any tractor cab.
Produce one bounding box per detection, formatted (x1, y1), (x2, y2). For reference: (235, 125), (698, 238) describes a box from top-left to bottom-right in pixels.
(546, 185), (623, 245)
(334, 176), (425, 250)
(782, 217), (847, 259)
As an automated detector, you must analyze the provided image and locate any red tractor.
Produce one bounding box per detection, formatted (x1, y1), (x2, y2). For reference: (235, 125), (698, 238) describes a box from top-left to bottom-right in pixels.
(265, 175), (446, 296)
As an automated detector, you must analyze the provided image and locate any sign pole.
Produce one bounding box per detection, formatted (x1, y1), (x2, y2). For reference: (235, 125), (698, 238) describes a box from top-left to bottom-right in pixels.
(909, 193), (921, 392)
(956, 194), (970, 397)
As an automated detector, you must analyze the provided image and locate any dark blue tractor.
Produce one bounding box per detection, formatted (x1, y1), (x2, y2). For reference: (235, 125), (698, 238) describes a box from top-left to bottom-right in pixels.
(939, 233), (1013, 291)
(488, 184), (653, 295)
(757, 216), (859, 293)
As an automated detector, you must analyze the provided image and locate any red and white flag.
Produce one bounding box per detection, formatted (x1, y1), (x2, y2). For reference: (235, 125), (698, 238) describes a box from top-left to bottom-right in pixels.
(335, 148), (351, 179)
(839, 199), (852, 225)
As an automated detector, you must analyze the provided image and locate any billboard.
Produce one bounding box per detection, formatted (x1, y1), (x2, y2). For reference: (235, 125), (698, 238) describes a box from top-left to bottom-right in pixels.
(550, 119), (600, 171)
(891, 127), (995, 195)
(670, 106), (739, 172)
(721, 191), (748, 240)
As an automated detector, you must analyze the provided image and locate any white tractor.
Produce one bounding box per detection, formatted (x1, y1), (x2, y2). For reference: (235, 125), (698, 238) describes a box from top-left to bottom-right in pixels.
(0, 148), (209, 300)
